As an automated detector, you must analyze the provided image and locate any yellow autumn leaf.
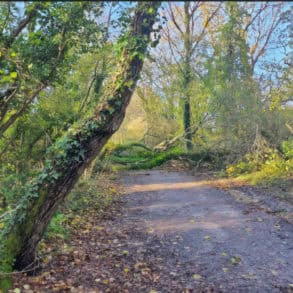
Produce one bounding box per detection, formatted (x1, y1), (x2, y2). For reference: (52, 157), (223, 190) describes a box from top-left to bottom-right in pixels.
(192, 274), (202, 280)
(147, 227), (154, 233)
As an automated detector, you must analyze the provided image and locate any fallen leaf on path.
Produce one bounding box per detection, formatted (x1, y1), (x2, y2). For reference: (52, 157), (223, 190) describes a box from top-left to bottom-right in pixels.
(274, 223), (281, 229)
(271, 270), (278, 276)
(231, 256), (241, 265)
(192, 274), (202, 280)
(122, 250), (129, 256)
(241, 273), (256, 280)
(23, 284), (30, 290)
(148, 227), (154, 233)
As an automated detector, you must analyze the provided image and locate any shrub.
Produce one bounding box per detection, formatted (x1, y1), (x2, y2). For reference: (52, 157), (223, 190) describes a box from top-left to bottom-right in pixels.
(226, 139), (293, 185)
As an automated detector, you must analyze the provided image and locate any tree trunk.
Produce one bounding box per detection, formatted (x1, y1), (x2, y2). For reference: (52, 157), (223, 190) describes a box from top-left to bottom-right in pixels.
(183, 2), (193, 152)
(0, 2), (160, 290)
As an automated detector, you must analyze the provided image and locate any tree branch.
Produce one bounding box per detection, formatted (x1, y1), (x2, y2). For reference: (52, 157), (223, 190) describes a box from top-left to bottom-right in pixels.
(6, 3), (41, 47)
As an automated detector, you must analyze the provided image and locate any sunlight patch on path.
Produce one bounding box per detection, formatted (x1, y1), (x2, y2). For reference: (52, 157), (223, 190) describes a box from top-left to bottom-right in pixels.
(127, 178), (246, 193)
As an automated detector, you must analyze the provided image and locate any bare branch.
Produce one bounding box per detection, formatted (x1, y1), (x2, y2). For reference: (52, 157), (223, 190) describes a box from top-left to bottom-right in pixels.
(191, 3), (222, 55)
(79, 61), (100, 113)
(0, 83), (47, 137)
(7, 3), (41, 47)
(167, 3), (184, 36)
(251, 9), (282, 71)
(244, 2), (269, 32)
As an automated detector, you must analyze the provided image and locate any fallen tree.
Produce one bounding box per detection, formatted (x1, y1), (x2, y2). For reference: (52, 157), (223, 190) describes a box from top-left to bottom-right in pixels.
(153, 114), (208, 152)
(0, 2), (160, 290)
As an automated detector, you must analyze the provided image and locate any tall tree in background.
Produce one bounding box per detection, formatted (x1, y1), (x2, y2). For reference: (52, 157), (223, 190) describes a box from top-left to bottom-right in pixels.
(0, 2), (160, 290)
(206, 2), (261, 152)
(131, 1), (289, 153)
(160, 2), (221, 151)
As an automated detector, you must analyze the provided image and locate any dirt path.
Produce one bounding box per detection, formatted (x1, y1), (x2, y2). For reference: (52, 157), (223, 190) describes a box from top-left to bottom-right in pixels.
(115, 170), (293, 292)
(13, 169), (293, 292)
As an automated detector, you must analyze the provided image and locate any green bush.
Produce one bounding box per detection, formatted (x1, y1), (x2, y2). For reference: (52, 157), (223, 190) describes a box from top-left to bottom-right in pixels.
(66, 177), (113, 212)
(282, 139), (293, 159)
(44, 175), (115, 241)
(45, 212), (69, 240)
(226, 140), (293, 185)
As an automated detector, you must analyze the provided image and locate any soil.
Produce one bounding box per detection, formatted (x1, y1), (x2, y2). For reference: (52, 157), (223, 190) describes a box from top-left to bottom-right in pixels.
(13, 169), (293, 293)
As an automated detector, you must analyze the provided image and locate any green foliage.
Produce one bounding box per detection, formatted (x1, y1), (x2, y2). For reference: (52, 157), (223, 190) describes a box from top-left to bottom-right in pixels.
(45, 212), (68, 240)
(66, 177), (114, 212)
(282, 139), (293, 159)
(44, 174), (115, 242)
(204, 2), (261, 153)
(0, 3), (161, 286)
(95, 143), (227, 172)
(226, 140), (293, 185)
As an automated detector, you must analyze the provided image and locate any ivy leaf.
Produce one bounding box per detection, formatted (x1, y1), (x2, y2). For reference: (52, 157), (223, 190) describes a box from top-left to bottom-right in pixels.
(10, 72), (18, 79)
(148, 7), (154, 14)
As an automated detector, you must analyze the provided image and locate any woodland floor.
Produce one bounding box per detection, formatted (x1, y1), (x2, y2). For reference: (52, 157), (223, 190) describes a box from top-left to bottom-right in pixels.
(13, 168), (293, 293)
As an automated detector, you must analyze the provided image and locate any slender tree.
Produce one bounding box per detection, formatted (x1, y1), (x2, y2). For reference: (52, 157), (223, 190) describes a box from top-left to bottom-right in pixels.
(206, 2), (261, 152)
(161, 2), (221, 151)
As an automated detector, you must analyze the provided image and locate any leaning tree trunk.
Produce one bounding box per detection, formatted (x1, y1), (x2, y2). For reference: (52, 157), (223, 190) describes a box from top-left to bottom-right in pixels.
(0, 2), (160, 290)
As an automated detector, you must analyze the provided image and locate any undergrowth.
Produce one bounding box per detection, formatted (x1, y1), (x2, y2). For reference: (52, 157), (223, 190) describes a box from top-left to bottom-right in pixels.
(226, 139), (293, 187)
(45, 173), (117, 241)
(95, 142), (227, 172)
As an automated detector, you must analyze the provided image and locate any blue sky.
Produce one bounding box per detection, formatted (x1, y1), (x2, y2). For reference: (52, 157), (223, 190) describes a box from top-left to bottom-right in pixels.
(13, 1), (291, 83)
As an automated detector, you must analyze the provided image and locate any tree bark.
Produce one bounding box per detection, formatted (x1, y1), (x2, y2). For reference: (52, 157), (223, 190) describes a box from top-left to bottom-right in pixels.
(0, 2), (160, 290)
(183, 2), (193, 152)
